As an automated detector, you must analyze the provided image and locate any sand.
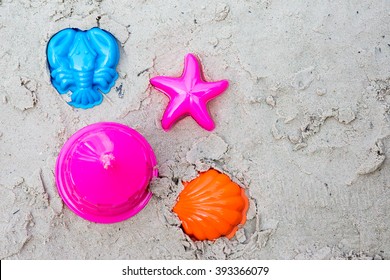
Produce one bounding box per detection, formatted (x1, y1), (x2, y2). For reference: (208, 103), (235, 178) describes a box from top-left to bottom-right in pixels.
(0, 0), (389, 260)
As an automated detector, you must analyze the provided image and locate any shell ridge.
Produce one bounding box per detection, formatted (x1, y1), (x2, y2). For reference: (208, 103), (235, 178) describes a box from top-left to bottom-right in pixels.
(181, 169), (219, 196)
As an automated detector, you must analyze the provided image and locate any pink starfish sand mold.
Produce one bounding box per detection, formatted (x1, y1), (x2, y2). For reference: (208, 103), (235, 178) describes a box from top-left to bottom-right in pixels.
(150, 53), (229, 131)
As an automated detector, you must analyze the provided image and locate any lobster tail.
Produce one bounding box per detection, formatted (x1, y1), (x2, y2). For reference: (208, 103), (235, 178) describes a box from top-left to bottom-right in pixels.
(69, 88), (103, 109)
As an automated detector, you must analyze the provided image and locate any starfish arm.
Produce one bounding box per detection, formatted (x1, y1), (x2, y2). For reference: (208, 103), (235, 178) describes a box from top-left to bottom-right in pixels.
(182, 53), (202, 89)
(150, 76), (185, 99)
(189, 100), (215, 131)
(161, 97), (190, 130)
(195, 79), (229, 101)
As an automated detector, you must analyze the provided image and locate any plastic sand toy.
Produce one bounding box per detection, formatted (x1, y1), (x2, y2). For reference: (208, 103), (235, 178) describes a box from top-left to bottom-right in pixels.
(173, 169), (248, 241)
(150, 53), (229, 131)
(55, 122), (157, 223)
(47, 27), (119, 109)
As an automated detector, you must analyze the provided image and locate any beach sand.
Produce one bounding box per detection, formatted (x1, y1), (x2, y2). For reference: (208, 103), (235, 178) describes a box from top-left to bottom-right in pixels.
(0, 0), (389, 259)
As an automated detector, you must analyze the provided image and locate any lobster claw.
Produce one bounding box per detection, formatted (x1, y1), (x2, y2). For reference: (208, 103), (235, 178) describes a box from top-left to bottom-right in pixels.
(47, 29), (77, 94)
(47, 29), (77, 71)
(87, 28), (120, 93)
(87, 27), (120, 69)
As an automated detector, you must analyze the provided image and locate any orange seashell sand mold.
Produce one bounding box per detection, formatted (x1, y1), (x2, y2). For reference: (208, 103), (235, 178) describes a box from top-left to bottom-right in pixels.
(173, 169), (249, 241)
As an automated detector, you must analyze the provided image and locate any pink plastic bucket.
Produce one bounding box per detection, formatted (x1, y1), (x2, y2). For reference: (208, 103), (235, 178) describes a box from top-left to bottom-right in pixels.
(55, 122), (157, 223)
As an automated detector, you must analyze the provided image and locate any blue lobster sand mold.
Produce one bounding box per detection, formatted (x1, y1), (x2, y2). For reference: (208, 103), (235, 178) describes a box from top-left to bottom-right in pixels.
(47, 27), (120, 109)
